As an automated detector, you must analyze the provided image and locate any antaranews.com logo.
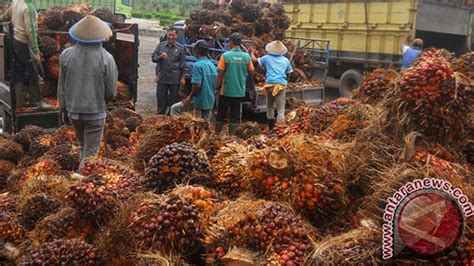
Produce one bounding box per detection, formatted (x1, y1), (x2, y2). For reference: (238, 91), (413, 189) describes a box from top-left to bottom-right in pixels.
(382, 178), (472, 259)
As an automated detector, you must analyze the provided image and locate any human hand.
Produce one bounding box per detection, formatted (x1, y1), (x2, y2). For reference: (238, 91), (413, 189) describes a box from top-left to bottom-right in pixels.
(180, 77), (186, 87)
(31, 52), (41, 63)
(182, 96), (191, 106)
(160, 52), (168, 59)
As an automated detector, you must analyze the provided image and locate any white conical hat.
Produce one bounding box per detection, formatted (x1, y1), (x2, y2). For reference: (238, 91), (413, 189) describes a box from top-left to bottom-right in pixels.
(265, 40), (288, 55)
(69, 15), (112, 43)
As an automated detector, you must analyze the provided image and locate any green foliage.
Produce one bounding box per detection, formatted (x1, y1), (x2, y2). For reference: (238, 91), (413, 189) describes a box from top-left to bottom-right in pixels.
(132, 10), (186, 26)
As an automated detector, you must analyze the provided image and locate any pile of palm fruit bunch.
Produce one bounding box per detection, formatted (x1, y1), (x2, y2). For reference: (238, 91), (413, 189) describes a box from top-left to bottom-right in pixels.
(383, 48), (474, 145)
(185, 1), (322, 86)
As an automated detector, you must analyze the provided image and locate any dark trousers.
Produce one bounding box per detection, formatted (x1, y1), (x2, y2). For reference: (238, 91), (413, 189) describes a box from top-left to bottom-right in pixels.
(13, 39), (36, 84)
(216, 95), (242, 124)
(156, 83), (180, 115)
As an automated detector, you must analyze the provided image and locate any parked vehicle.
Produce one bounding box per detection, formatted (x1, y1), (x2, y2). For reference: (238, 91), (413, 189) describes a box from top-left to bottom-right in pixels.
(0, 21), (139, 133)
(282, 0), (473, 95)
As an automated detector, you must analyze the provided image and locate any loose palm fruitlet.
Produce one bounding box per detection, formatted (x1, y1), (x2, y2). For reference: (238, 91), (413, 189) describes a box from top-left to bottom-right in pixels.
(145, 142), (211, 193)
(19, 194), (61, 231)
(385, 49), (474, 143)
(67, 157), (141, 222)
(0, 212), (22, 242)
(129, 186), (215, 254)
(352, 68), (399, 104)
(205, 200), (315, 265)
(20, 238), (100, 266)
(274, 106), (311, 138)
(30, 208), (94, 243)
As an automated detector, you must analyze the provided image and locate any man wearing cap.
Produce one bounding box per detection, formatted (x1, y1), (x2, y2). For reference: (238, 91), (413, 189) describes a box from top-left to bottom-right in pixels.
(250, 40), (293, 129)
(216, 32), (254, 135)
(170, 40), (216, 122)
(401, 35), (423, 69)
(152, 27), (186, 115)
(0, 0), (48, 108)
(57, 15), (118, 169)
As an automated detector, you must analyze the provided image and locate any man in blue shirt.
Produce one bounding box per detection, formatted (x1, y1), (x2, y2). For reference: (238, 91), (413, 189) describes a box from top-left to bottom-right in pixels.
(251, 40), (293, 129)
(170, 40), (216, 122)
(401, 35), (423, 69)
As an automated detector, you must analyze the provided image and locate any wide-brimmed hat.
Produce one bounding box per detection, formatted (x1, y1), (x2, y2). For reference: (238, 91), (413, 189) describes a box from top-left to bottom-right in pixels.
(69, 15), (113, 43)
(265, 40), (288, 55)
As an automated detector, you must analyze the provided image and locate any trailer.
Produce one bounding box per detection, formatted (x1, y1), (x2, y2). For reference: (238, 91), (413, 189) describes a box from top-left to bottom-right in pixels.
(0, 21), (139, 133)
(282, 0), (473, 96)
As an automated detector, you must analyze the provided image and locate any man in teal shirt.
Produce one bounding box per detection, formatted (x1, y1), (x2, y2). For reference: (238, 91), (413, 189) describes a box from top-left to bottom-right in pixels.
(170, 40), (216, 122)
(215, 33), (254, 135)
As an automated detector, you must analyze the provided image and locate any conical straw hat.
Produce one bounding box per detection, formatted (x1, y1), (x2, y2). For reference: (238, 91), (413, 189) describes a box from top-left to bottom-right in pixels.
(265, 40), (288, 55)
(69, 15), (112, 43)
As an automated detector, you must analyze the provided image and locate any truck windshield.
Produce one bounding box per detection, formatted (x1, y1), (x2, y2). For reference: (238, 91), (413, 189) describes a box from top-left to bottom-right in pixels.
(122, 0), (131, 7)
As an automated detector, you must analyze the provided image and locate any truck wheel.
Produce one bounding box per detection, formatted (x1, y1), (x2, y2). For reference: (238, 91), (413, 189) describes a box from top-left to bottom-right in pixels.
(0, 108), (12, 133)
(339, 69), (363, 97)
(115, 14), (126, 23)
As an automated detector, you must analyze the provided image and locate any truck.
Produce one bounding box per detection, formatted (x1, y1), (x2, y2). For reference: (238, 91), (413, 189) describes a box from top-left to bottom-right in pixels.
(281, 0), (474, 96)
(0, 21), (139, 133)
(17, 0), (132, 21)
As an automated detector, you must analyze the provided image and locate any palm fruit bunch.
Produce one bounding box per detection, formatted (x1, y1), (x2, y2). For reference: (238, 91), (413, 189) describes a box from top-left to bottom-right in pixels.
(20, 238), (100, 265)
(18, 194), (61, 231)
(432, 244), (473, 265)
(43, 144), (79, 171)
(28, 134), (53, 159)
(384, 49), (474, 143)
(323, 103), (375, 141)
(61, 10), (84, 30)
(67, 157), (141, 222)
(309, 97), (359, 136)
(0, 212), (22, 242)
(310, 220), (381, 265)
(30, 208), (94, 243)
(0, 193), (17, 213)
(352, 68), (399, 104)
(45, 55), (60, 80)
(111, 81), (131, 105)
(38, 7), (64, 30)
(204, 199), (315, 265)
(134, 114), (210, 170)
(274, 105), (311, 138)
(248, 135), (347, 223)
(0, 160), (15, 186)
(13, 125), (47, 151)
(145, 142), (211, 193)
(210, 141), (251, 198)
(455, 52), (473, 80)
(50, 126), (77, 146)
(91, 7), (115, 24)
(20, 158), (61, 184)
(38, 35), (59, 61)
(235, 122), (262, 140)
(462, 140), (474, 165)
(128, 186), (216, 255)
(109, 107), (143, 132)
(0, 135), (24, 162)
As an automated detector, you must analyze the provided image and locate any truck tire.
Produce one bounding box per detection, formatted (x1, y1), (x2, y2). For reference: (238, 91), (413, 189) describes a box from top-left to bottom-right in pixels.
(0, 108), (12, 133)
(339, 69), (363, 97)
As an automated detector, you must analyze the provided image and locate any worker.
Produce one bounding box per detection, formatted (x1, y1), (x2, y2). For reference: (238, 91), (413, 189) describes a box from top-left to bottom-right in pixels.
(57, 15), (118, 169)
(215, 32), (254, 135)
(170, 40), (217, 122)
(401, 35), (423, 69)
(152, 27), (186, 115)
(0, 0), (50, 108)
(250, 40), (293, 130)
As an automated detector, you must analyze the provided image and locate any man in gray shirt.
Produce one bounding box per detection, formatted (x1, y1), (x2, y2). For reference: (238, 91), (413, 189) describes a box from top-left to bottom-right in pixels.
(152, 27), (186, 115)
(58, 15), (118, 169)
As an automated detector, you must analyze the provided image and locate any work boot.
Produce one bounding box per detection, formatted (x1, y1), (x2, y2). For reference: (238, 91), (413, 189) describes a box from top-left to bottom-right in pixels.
(268, 118), (277, 131)
(229, 123), (239, 136)
(215, 121), (223, 135)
